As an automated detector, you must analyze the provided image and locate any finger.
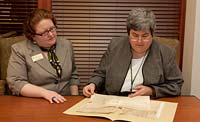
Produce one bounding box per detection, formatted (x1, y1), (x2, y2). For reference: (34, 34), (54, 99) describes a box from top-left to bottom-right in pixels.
(128, 93), (136, 98)
(128, 91), (141, 97)
(51, 96), (60, 103)
(56, 97), (65, 103)
(52, 97), (60, 103)
(83, 90), (90, 97)
(90, 87), (95, 94)
(83, 87), (90, 97)
(49, 99), (54, 104)
(84, 87), (93, 97)
(134, 85), (143, 90)
(60, 96), (67, 102)
(85, 90), (92, 97)
(50, 96), (57, 103)
(57, 95), (67, 103)
(58, 95), (67, 101)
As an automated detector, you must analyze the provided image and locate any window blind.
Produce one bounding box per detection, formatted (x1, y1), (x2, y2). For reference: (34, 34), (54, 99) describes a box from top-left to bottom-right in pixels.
(0, 0), (37, 35)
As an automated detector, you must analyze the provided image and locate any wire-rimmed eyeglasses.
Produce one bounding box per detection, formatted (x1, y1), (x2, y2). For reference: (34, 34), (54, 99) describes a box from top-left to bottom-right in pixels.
(129, 33), (151, 41)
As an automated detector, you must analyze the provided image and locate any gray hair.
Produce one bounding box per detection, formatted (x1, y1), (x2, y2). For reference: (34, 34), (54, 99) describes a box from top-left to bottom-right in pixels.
(126, 8), (156, 36)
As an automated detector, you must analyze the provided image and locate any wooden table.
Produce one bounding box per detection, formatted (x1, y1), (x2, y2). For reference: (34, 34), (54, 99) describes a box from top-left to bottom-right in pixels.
(0, 95), (199, 122)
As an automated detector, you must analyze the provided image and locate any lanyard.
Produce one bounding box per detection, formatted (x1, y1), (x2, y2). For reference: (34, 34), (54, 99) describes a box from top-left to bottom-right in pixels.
(130, 54), (146, 92)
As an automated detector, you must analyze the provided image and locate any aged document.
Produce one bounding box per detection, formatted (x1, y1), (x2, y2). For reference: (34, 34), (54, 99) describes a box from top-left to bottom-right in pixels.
(63, 94), (177, 122)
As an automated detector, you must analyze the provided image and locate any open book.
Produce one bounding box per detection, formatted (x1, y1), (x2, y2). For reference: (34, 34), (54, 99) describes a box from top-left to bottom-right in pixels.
(63, 94), (177, 122)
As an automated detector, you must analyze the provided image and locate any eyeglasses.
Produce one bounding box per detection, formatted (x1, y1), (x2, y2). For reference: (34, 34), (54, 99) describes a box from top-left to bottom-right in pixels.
(34, 26), (56, 37)
(130, 33), (151, 41)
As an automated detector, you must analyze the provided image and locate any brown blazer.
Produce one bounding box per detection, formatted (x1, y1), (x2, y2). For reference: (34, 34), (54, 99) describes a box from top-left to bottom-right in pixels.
(89, 36), (183, 98)
(7, 37), (79, 95)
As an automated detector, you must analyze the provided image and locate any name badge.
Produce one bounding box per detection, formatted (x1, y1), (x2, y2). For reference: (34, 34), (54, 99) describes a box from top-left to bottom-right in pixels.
(32, 53), (44, 62)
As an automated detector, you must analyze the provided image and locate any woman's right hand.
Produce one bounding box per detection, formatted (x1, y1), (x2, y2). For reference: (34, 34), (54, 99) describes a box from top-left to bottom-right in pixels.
(42, 90), (66, 104)
(83, 83), (96, 97)
(20, 84), (66, 104)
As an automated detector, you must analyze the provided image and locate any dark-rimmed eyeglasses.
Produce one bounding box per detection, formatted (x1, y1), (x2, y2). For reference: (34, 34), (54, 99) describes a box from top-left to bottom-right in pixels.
(34, 26), (56, 37)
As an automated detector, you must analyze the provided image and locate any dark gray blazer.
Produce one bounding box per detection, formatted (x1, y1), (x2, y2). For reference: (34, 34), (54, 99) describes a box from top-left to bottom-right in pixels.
(89, 36), (183, 98)
(7, 37), (79, 95)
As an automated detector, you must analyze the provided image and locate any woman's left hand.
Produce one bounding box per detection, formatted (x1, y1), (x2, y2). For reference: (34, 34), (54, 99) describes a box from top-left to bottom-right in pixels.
(128, 85), (153, 97)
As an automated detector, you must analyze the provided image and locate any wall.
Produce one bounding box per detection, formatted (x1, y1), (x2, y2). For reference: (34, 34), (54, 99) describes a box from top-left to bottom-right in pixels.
(182, 0), (200, 98)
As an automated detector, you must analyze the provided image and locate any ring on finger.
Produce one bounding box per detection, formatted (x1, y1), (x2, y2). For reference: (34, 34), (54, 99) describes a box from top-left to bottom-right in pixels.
(52, 96), (56, 100)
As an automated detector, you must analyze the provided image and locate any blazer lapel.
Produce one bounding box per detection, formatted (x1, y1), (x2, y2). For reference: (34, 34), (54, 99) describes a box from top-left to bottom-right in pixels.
(115, 39), (132, 92)
(27, 40), (57, 77)
(107, 37), (132, 94)
(55, 37), (67, 67)
(143, 41), (161, 85)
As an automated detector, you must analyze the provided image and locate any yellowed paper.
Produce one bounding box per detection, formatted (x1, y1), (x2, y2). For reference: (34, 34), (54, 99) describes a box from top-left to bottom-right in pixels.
(63, 94), (177, 122)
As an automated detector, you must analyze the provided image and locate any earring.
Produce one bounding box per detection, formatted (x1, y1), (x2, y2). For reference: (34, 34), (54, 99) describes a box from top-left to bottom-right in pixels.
(33, 41), (37, 44)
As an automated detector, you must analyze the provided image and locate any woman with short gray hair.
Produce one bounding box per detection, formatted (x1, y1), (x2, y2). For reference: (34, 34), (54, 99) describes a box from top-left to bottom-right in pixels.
(127, 8), (156, 35)
(83, 8), (183, 98)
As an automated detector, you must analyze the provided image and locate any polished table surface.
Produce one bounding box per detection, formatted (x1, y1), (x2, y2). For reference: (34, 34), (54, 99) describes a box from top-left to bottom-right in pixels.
(0, 95), (200, 122)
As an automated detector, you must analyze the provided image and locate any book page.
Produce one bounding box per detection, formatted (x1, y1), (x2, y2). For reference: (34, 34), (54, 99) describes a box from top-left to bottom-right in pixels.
(93, 94), (151, 110)
(77, 94), (159, 119)
(63, 94), (178, 122)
